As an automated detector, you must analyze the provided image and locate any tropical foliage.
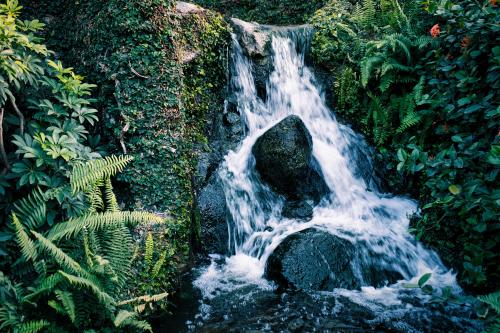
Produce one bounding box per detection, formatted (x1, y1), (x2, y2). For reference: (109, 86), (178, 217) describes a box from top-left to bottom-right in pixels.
(0, 1), (165, 331)
(311, 0), (499, 293)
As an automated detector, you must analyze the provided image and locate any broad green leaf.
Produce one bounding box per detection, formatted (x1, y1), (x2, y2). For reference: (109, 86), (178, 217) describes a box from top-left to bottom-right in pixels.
(418, 273), (432, 287)
(448, 185), (461, 195)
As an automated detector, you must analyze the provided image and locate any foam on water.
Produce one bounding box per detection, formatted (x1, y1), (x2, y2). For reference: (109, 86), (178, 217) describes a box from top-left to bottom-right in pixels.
(195, 32), (458, 304)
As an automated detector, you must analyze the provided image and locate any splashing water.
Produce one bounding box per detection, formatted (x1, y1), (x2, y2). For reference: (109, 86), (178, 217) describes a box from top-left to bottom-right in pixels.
(194, 31), (458, 305)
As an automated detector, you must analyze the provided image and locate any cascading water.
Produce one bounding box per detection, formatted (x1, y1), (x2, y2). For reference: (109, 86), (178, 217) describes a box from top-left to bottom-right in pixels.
(196, 31), (456, 296)
(183, 29), (480, 333)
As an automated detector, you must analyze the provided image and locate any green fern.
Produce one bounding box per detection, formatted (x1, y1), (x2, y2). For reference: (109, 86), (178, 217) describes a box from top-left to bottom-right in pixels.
(71, 155), (133, 194)
(12, 213), (38, 262)
(335, 67), (360, 113)
(113, 310), (152, 332)
(144, 232), (154, 271)
(361, 55), (384, 87)
(25, 273), (65, 300)
(397, 110), (421, 133)
(31, 231), (88, 278)
(100, 225), (133, 287)
(396, 77), (425, 133)
(48, 211), (163, 241)
(104, 177), (119, 212)
(17, 320), (50, 333)
(367, 93), (391, 146)
(12, 188), (47, 229)
(151, 250), (167, 279)
(54, 289), (76, 323)
(58, 270), (114, 307)
(478, 291), (500, 313)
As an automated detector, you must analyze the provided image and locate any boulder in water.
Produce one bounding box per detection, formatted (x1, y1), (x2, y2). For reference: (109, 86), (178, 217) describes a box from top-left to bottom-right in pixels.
(252, 115), (329, 203)
(265, 228), (403, 291)
(282, 200), (314, 220)
(197, 171), (231, 255)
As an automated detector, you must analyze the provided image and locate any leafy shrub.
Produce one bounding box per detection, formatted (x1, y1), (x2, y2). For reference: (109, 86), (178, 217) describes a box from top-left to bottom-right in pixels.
(0, 1), (165, 331)
(311, 0), (499, 292)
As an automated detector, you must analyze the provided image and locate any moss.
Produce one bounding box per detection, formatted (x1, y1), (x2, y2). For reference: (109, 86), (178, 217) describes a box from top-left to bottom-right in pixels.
(23, 0), (230, 307)
(193, 0), (326, 25)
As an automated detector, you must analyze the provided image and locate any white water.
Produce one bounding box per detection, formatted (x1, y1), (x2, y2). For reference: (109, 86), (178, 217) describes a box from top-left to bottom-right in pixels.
(194, 32), (458, 304)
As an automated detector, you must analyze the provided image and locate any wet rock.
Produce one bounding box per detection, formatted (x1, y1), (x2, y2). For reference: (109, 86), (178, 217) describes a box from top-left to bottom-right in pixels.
(176, 1), (205, 15)
(265, 228), (403, 291)
(282, 200), (314, 220)
(252, 115), (329, 203)
(288, 318), (305, 331)
(194, 95), (243, 256)
(230, 19), (312, 102)
(230, 18), (271, 58)
(197, 171), (230, 255)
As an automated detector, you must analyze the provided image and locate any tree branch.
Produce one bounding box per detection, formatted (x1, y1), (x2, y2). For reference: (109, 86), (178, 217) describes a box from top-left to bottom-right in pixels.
(9, 97), (24, 135)
(0, 108), (10, 173)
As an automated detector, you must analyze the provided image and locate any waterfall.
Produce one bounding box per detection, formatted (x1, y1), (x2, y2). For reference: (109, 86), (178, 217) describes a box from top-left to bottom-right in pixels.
(194, 31), (458, 303)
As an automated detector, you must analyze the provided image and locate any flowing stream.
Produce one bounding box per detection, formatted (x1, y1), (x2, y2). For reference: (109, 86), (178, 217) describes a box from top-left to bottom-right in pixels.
(164, 29), (481, 333)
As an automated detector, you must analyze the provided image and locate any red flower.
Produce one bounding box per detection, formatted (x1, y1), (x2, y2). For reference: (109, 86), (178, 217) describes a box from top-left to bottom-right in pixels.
(461, 36), (471, 49)
(430, 24), (440, 38)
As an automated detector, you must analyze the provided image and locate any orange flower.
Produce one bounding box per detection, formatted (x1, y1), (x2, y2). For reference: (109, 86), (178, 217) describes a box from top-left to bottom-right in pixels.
(430, 24), (440, 38)
(461, 36), (471, 49)
(490, 0), (497, 7)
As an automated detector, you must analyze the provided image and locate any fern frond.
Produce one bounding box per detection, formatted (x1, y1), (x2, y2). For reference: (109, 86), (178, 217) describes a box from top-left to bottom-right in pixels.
(82, 229), (94, 268)
(104, 177), (119, 212)
(13, 188), (47, 229)
(361, 56), (383, 87)
(86, 182), (104, 213)
(58, 270), (115, 306)
(31, 231), (88, 277)
(100, 225), (133, 287)
(12, 213), (38, 262)
(478, 291), (500, 313)
(379, 73), (395, 92)
(55, 289), (76, 323)
(117, 292), (169, 306)
(17, 320), (50, 333)
(113, 310), (136, 327)
(413, 76), (425, 102)
(48, 211), (163, 241)
(144, 232), (154, 272)
(24, 273), (64, 300)
(71, 155), (133, 194)
(397, 111), (421, 133)
(151, 250), (167, 279)
(390, 34), (412, 63)
(121, 318), (152, 332)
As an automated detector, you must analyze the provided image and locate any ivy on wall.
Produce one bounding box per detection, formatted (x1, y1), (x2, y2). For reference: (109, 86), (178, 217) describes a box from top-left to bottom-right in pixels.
(194, 0), (326, 24)
(20, 0), (230, 295)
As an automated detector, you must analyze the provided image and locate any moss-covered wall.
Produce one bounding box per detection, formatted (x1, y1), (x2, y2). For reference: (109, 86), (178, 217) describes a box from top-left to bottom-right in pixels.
(21, 0), (231, 298)
(193, 0), (326, 25)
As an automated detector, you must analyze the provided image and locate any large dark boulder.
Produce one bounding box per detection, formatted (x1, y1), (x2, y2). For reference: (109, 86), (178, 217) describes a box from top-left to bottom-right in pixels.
(197, 171), (231, 255)
(265, 228), (403, 291)
(252, 115), (329, 203)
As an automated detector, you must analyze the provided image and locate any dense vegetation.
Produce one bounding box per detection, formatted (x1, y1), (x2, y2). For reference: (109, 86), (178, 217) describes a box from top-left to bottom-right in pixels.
(310, 0), (499, 294)
(0, 0), (498, 331)
(194, 0), (325, 24)
(0, 1), (167, 331)
(19, 0), (230, 306)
